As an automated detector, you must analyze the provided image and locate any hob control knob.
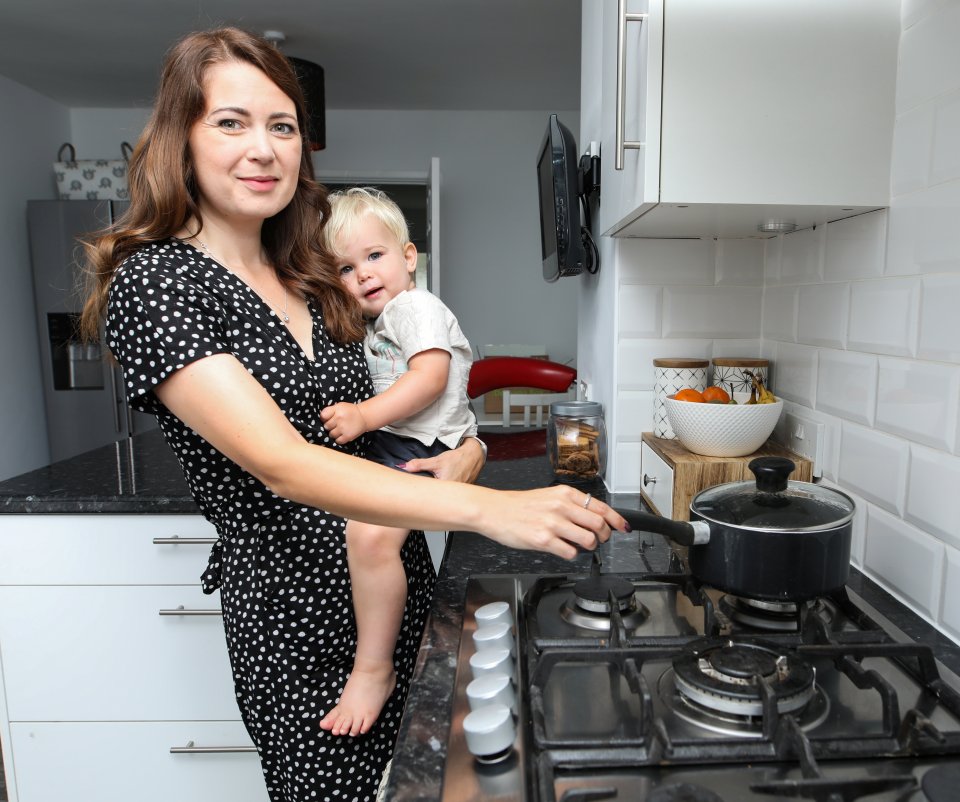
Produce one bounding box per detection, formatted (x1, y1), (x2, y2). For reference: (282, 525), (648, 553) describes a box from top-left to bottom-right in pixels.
(472, 622), (514, 656)
(469, 647), (514, 679)
(475, 601), (512, 629)
(463, 703), (516, 761)
(467, 673), (516, 712)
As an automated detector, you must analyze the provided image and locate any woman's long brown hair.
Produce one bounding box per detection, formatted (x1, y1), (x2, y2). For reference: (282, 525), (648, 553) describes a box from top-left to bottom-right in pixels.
(79, 27), (364, 344)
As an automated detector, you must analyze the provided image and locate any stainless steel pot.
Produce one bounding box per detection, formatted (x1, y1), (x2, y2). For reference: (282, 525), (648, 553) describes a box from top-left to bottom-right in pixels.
(617, 457), (855, 601)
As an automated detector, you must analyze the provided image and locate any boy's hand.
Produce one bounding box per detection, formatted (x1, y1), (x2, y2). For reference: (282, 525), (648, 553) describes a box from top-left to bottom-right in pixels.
(320, 403), (368, 444)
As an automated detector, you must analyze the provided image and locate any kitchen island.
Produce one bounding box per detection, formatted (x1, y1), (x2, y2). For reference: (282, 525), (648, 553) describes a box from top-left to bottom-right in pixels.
(1, 431), (958, 802)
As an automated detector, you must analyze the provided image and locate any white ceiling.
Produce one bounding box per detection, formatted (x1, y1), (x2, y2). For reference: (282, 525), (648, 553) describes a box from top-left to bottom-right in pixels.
(0, 0), (582, 111)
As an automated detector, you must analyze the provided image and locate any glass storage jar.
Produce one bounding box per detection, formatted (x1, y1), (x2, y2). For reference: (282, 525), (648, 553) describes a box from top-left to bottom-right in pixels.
(547, 401), (607, 482)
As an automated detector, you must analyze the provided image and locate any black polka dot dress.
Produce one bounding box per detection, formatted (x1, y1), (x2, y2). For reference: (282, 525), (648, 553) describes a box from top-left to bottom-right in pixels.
(105, 239), (436, 802)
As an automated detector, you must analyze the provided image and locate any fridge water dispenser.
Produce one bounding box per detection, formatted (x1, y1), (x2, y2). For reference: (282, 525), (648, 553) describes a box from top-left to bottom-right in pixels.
(47, 312), (104, 390)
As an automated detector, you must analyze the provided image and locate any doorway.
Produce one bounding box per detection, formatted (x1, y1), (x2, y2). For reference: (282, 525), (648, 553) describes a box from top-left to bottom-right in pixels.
(323, 182), (430, 292)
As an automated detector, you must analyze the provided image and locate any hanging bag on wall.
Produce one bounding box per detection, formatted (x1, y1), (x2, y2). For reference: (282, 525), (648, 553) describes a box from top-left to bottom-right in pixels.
(53, 142), (133, 200)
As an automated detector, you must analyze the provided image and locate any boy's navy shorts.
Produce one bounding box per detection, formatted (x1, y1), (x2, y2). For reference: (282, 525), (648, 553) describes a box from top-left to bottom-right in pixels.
(366, 430), (450, 476)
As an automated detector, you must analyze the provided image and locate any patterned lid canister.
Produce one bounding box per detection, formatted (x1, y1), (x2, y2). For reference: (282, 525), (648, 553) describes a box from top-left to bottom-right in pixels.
(712, 357), (770, 398)
(653, 358), (708, 439)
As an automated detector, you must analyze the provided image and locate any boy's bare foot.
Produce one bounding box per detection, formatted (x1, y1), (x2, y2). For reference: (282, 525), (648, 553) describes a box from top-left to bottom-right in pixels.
(319, 659), (397, 736)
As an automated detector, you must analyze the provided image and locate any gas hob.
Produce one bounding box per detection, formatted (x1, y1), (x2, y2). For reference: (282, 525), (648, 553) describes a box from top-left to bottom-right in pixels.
(440, 569), (960, 802)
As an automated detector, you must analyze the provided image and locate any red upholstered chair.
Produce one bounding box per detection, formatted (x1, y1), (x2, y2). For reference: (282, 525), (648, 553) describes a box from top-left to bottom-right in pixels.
(467, 356), (577, 428)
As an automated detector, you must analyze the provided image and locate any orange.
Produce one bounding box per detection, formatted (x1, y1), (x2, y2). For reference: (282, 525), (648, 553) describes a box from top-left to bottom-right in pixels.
(673, 388), (705, 403)
(702, 386), (731, 404)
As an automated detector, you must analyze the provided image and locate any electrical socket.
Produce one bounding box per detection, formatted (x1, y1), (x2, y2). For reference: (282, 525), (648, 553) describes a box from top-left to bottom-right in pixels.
(773, 411), (825, 477)
(578, 380), (591, 401)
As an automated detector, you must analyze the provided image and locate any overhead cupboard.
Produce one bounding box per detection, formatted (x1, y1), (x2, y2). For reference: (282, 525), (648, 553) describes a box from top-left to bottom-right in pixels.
(580, 0), (901, 238)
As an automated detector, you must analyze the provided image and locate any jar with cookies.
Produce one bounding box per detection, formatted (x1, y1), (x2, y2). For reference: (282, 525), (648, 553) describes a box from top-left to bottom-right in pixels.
(546, 400), (607, 483)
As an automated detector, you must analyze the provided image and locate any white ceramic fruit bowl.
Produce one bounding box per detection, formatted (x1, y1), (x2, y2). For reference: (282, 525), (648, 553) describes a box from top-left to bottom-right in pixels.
(664, 391), (783, 457)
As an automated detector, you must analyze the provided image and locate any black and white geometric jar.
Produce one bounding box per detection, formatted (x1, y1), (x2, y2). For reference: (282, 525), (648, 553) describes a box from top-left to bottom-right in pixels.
(653, 358), (708, 439)
(712, 357), (770, 398)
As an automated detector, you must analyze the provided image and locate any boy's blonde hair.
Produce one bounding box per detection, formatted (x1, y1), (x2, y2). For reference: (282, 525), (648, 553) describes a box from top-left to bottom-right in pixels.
(322, 187), (411, 257)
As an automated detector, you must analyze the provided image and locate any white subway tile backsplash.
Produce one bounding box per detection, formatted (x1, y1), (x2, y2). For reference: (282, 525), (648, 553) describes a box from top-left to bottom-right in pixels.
(887, 181), (960, 275)
(838, 423), (909, 514)
(849, 491), (866, 568)
(896, 1), (960, 113)
(876, 357), (959, 450)
(762, 285), (797, 342)
(906, 444), (960, 549)
(612, 440), (642, 494)
(918, 275), (960, 364)
(942, 546), (960, 642)
(615, 390), (654, 439)
(816, 350), (878, 425)
(710, 340), (763, 361)
(931, 90), (960, 185)
(715, 239), (765, 286)
(617, 339), (712, 390)
(847, 277), (920, 357)
(619, 238), (715, 285)
(890, 103), (934, 195)
(864, 505), (944, 618)
(780, 226), (824, 284)
(823, 211), (887, 281)
(763, 235), (782, 285)
(662, 286), (762, 339)
(770, 342), (817, 407)
(618, 284), (661, 337)
(797, 283), (849, 349)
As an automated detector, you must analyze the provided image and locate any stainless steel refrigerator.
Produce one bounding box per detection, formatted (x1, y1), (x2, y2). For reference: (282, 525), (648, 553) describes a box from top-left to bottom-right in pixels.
(27, 200), (156, 463)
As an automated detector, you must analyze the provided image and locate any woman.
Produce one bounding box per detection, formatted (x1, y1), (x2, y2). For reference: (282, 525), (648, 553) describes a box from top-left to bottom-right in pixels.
(80, 28), (624, 802)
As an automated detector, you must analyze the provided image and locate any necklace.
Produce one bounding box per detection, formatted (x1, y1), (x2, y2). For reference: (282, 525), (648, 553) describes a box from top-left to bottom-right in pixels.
(193, 237), (290, 324)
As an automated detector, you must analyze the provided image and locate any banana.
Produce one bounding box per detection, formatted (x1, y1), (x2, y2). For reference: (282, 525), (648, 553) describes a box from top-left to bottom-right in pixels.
(745, 371), (777, 404)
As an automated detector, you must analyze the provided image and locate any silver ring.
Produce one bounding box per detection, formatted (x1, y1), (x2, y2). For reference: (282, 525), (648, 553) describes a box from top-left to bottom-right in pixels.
(583, 494), (592, 510)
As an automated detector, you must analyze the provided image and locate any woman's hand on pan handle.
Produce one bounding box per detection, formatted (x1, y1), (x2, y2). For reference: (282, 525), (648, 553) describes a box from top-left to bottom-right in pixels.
(478, 486), (630, 560)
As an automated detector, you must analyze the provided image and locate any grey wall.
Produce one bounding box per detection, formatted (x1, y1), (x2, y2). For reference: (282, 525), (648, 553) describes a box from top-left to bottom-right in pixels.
(313, 109), (582, 367)
(0, 76), (70, 480)
(0, 103), (579, 480)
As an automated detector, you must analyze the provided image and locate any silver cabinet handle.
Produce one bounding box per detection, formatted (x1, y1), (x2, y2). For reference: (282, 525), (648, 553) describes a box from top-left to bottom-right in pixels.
(643, 473), (657, 487)
(152, 537), (217, 545)
(109, 365), (123, 433)
(159, 606), (222, 616)
(170, 741), (256, 754)
(615, 0), (649, 170)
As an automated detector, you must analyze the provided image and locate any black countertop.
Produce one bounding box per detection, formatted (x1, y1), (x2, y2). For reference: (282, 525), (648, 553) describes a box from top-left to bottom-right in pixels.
(0, 430), (198, 514)
(2, 431), (959, 802)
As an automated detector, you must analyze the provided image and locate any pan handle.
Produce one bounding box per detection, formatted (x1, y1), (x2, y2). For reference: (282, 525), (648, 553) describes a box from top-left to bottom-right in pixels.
(615, 508), (711, 547)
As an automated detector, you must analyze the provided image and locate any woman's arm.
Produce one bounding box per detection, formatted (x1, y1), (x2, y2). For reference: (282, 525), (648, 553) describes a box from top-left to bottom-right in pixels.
(154, 354), (624, 558)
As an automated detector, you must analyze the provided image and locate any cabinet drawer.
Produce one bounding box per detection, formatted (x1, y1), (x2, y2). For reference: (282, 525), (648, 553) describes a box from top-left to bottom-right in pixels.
(0, 585), (236, 721)
(640, 441), (675, 518)
(8, 721), (265, 802)
(0, 514), (217, 585)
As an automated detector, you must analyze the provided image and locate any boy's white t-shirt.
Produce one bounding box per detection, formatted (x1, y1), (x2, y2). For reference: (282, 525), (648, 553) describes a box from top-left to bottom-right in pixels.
(364, 288), (477, 449)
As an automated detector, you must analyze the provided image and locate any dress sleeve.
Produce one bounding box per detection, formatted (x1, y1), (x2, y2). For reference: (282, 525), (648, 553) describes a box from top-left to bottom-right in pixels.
(105, 256), (232, 413)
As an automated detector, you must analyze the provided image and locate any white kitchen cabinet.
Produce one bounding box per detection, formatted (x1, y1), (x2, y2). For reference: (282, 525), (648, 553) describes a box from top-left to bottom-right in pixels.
(582, 0), (901, 238)
(0, 585), (235, 721)
(0, 514), (268, 802)
(9, 721), (262, 802)
(639, 440), (675, 517)
(0, 514), (218, 585)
